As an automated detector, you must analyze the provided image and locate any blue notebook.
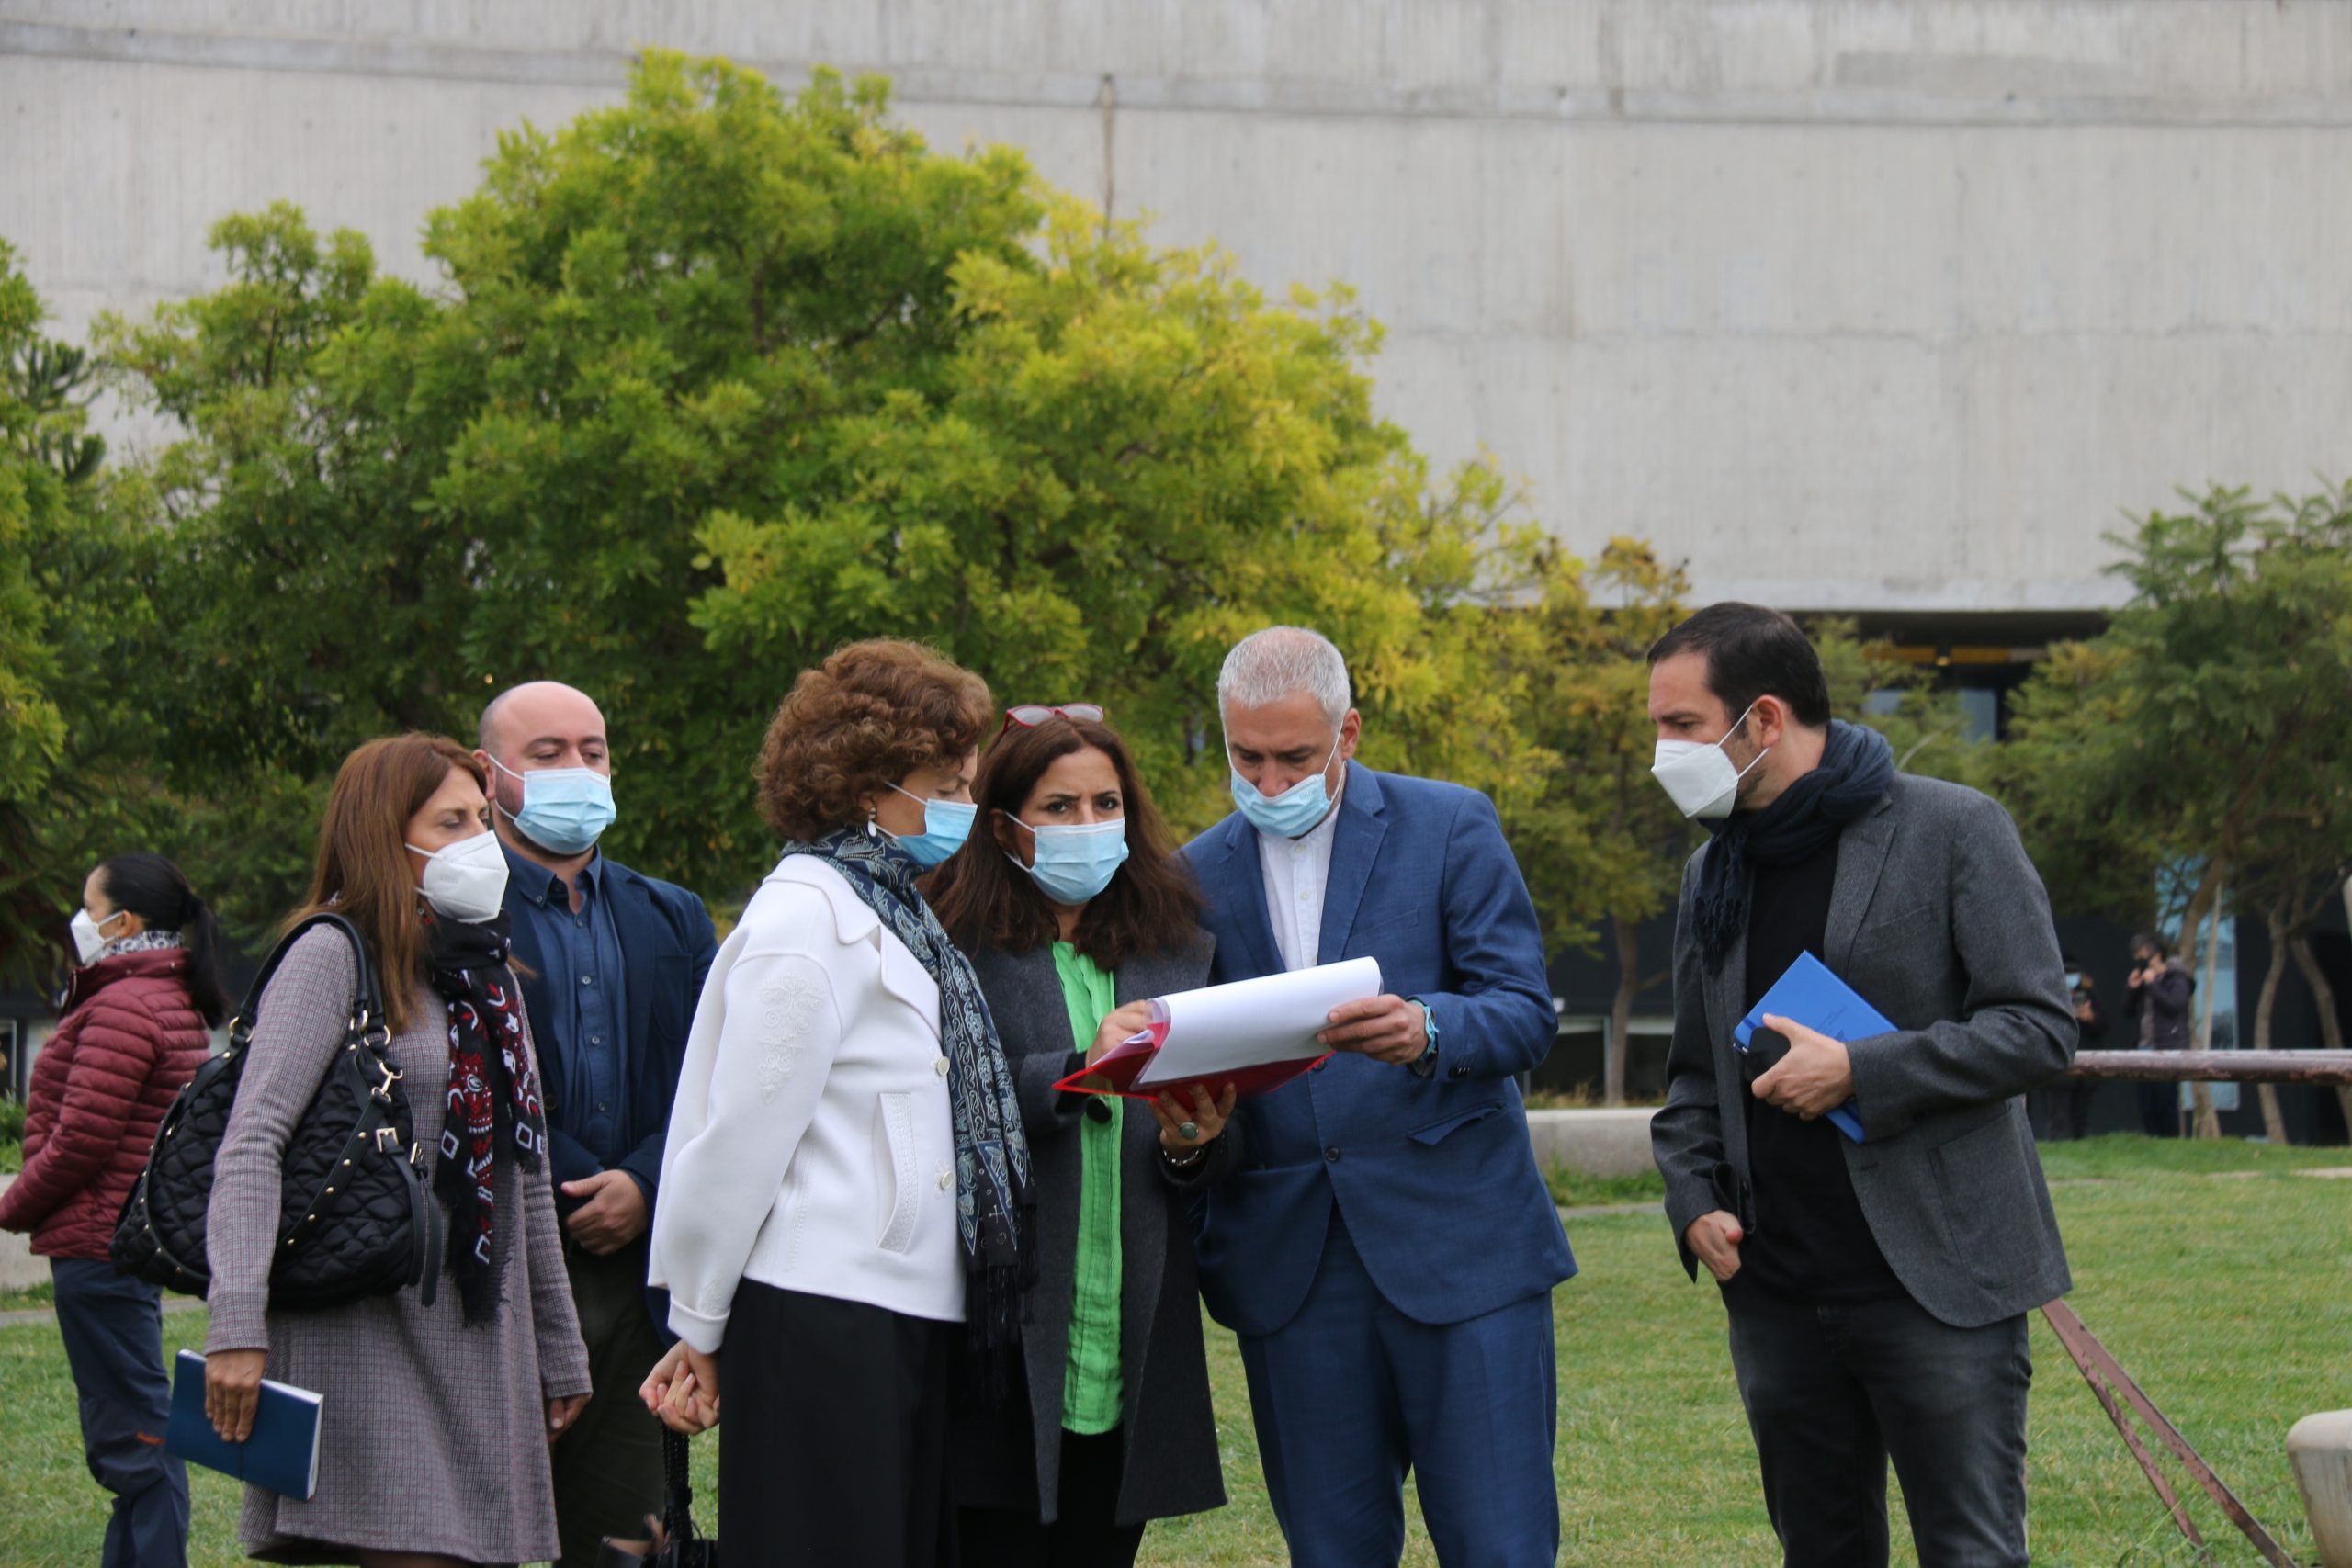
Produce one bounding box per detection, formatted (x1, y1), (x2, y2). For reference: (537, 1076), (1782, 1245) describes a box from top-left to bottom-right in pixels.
(1733, 951), (1893, 1145)
(165, 1349), (323, 1500)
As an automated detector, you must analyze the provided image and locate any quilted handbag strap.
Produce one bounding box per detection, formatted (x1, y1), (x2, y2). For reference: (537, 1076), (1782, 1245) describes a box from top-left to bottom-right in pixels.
(227, 913), (389, 1055)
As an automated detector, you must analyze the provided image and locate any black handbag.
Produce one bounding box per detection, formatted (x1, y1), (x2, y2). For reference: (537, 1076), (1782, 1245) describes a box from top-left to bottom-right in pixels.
(111, 913), (441, 1309)
(596, 1429), (718, 1567)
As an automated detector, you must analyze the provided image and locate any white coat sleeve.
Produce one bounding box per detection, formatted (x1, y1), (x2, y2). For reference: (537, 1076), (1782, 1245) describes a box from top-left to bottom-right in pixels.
(647, 931), (845, 1354)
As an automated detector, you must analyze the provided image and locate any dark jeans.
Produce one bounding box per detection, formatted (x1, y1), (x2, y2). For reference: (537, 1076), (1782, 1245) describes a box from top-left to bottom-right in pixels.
(720, 1281), (954, 1568)
(2139, 1079), (2178, 1137)
(551, 1237), (670, 1567)
(1725, 1280), (2030, 1568)
(956, 1427), (1148, 1568)
(51, 1258), (190, 1568)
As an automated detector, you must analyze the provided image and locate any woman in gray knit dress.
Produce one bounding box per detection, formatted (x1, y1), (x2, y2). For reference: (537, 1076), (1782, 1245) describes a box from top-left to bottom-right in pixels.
(203, 734), (591, 1566)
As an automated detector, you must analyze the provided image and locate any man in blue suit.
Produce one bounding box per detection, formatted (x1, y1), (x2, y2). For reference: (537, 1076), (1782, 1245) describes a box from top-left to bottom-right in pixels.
(1184, 627), (1575, 1567)
(478, 681), (718, 1567)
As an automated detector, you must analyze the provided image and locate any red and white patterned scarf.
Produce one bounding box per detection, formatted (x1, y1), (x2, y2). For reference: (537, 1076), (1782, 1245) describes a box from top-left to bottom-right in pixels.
(423, 911), (545, 1325)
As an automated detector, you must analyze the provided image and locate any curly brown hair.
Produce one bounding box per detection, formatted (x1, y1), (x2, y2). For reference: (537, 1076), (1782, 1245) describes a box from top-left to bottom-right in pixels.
(756, 640), (994, 841)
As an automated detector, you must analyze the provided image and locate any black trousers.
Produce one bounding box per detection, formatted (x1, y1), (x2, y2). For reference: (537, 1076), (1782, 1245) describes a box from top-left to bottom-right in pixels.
(721, 1282), (956, 1568)
(551, 1237), (669, 1567)
(2043, 1079), (2098, 1140)
(956, 1427), (1147, 1568)
(1725, 1280), (2031, 1568)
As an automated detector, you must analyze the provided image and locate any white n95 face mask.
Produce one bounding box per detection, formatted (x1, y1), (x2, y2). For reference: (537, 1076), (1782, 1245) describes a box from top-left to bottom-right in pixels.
(69, 908), (123, 965)
(1650, 700), (1771, 820)
(406, 831), (510, 923)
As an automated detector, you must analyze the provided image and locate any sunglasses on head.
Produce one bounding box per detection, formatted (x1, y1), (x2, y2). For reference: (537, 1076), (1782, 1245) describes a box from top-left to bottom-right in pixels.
(1000, 704), (1107, 734)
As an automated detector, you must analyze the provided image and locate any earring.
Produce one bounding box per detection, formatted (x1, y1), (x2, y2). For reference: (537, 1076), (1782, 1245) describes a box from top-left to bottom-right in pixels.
(865, 806), (879, 838)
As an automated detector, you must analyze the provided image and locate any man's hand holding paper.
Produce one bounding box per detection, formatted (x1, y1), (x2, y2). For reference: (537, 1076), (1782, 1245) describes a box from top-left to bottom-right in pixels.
(1317, 994), (1429, 1064)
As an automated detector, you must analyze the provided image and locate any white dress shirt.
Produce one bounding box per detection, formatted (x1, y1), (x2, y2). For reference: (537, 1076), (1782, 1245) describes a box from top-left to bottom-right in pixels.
(1255, 785), (1345, 972)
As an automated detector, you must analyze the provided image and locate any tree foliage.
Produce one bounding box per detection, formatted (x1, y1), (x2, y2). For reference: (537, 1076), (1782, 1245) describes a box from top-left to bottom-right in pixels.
(0, 243), (167, 985)
(91, 52), (1553, 930)
(1997, 482), (2352, 1134)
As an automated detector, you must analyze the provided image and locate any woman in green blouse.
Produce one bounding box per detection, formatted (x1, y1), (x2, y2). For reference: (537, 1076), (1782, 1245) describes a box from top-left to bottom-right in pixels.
(927, 706), (1236, 1566)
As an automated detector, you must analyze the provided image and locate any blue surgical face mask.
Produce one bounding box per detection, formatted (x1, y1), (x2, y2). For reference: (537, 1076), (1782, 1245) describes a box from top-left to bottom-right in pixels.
(1228, 730), (1344, 839)
(492, 755), (617, 855)
(882, 784), (976, 868)
(1005, 816), (1131, 906)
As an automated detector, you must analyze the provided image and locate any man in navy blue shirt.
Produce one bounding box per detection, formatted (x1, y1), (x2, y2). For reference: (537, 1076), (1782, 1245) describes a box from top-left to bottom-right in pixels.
(478, 682), (718, 1567)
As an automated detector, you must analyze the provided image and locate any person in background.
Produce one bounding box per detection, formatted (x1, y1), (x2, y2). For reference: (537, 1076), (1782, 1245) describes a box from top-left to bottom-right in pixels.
(926, 706), (1233, 1565)
(1182, 627), (1574, 1568)
(1647, 603), (2075, 1568)
(477, 680), (718, 1565)
(0, 852), (226, 1568)
(202, 733), (590, 1567)
(2123, 932), (2195, 1137)
(2042, 953), (2109, 1139)
(640, 640), (1029, 1568)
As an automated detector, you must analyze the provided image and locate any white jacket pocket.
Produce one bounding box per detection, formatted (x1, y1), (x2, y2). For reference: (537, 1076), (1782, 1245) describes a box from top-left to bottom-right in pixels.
(875, 1090), (921, 1253)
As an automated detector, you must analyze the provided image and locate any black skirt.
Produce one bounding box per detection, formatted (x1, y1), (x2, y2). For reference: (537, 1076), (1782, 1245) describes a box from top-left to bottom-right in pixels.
(719, 1281), (956, 1568)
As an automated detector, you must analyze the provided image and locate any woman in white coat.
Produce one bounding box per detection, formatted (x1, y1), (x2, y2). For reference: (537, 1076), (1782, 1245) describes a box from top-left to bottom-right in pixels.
(639, 639), (1034, 1567)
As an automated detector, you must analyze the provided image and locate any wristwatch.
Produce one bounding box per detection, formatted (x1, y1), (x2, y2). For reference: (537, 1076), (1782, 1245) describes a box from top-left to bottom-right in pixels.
(1408, 998), (1440, 1076)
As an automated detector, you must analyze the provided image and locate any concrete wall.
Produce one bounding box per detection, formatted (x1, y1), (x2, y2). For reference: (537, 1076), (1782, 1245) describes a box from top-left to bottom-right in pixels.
(7, 1), (2352, 613)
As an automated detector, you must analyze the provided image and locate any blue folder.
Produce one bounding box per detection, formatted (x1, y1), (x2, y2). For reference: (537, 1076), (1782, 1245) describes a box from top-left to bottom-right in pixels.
(165, 1349), (322, 1500)
(1733, 951), (1894, 1145)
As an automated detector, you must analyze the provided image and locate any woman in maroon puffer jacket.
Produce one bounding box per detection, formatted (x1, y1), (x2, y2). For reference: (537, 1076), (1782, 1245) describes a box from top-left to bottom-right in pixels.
(1, 852), (228, 1568)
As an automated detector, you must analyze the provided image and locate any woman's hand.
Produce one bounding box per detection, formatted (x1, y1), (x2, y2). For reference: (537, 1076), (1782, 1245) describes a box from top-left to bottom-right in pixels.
(205, 1348), (268, 1443)
(1087, 1001), (1158, 1068)
(1151, 1081), (1238, 1153)
(545, 1392), (590, 1444)
(639, 1340), (721, 1434)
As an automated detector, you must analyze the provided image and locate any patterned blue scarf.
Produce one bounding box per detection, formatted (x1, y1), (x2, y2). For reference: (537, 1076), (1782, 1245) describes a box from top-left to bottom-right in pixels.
(783, 828), (1035, 1351)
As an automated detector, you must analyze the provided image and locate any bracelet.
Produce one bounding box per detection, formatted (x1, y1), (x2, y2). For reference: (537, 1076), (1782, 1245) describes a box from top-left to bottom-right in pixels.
(1162, 1142), (1209, 1168)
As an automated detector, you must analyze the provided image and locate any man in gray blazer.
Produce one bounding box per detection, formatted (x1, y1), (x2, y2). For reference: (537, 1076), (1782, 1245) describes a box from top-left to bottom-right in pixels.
(1646, 604), (2075, 1568)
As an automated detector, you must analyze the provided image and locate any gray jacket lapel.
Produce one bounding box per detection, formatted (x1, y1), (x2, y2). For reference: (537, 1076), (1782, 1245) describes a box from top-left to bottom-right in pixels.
(1825, 795), (1899, 972)
(974, 943), (1078, 1058)
(1115, 931), (1214, 1007)
(1700, 840), (1751, 1047)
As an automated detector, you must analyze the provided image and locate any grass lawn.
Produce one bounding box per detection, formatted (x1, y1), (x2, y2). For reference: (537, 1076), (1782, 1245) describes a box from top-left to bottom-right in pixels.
(3, 1135), (2345, 1565)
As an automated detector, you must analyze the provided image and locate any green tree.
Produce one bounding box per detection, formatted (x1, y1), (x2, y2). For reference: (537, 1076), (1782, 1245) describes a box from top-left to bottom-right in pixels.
(101, 53), (1554, 925)
(2000, 482), (2352, 1137)
(1495, 539), (1691, 1105)
(0, 243), (165, 985)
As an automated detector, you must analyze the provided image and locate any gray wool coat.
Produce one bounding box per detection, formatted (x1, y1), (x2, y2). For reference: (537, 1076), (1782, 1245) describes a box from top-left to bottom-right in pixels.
(1652, 773), (2078, 1327)
(950, 933), (1232, 1529)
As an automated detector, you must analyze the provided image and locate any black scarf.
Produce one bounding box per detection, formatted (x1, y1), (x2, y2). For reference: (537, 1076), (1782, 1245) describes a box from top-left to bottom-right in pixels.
(780, 829), (1035, 1359)
(1692, 721), (1896, 973)
(422, 912), (546, 1325)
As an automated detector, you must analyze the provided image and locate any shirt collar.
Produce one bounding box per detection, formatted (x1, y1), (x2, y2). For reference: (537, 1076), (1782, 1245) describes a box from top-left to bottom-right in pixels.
(500, 839), (598, 908)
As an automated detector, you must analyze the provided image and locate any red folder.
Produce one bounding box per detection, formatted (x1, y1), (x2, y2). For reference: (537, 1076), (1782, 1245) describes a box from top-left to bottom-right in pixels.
(1051, 1020), (1329, 1103)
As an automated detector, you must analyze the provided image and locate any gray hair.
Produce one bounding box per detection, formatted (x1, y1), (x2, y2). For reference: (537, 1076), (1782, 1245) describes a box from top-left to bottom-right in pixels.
(1217, 626), (1352, 726)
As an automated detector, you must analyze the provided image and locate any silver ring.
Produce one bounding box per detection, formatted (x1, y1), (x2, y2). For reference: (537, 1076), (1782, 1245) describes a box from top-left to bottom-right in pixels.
(1179, 1121), (1200, 1142)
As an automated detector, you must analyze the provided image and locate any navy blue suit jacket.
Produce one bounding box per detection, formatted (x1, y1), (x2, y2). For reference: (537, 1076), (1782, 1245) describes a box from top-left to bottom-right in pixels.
(1183, 762), (1576, 1337)
(503, 855), (718, 1215)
